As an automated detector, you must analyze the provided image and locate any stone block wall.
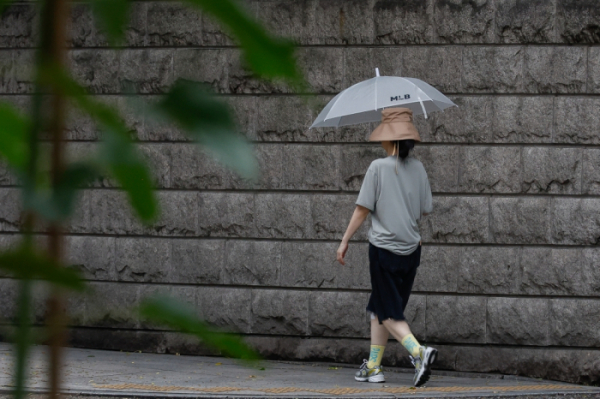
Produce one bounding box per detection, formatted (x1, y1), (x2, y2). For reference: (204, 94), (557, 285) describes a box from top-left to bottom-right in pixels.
(1, 0), (600, 385)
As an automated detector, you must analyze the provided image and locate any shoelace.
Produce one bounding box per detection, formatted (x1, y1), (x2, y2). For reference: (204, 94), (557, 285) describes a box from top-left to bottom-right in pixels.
(359, 359), (368, 370)
(410, 356), (421, 368)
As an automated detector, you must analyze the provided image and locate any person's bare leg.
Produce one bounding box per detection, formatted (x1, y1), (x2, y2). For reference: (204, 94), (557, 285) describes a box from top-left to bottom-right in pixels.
(371, 318), (389, 345)
(381, 319), (412, 341)
(382, 319), (421, 358)
(365, 317), (389, 369)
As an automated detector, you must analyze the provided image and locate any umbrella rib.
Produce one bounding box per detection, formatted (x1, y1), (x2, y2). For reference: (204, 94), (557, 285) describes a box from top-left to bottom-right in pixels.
(401, 77), (433, 119)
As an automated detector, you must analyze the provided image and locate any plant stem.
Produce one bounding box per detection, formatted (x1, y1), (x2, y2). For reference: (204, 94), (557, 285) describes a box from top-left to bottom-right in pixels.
(14, 278), (32, 399)
(37, 0), (70, 396)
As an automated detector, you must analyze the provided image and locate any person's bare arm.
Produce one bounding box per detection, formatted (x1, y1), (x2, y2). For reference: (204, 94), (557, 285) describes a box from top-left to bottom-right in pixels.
(336, 205), (370, 265)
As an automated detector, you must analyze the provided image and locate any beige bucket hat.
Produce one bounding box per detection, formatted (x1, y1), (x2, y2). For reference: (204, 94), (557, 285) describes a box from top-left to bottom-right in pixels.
(368, 107), (421, 142)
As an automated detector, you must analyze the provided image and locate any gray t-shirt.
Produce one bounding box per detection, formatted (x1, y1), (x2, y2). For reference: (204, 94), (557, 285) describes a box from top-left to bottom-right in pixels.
(356, 156), (433, 255)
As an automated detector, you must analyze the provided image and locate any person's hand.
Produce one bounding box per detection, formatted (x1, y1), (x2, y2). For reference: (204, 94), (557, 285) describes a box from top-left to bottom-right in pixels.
(336, 241), (348, 265)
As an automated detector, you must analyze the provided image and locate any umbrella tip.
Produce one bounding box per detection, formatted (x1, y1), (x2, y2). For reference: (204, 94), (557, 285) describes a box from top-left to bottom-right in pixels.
(375, 67), (380, 77)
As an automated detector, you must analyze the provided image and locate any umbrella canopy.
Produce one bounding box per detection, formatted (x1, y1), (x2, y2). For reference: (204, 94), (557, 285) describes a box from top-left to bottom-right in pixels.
(311, 69), (457, 128)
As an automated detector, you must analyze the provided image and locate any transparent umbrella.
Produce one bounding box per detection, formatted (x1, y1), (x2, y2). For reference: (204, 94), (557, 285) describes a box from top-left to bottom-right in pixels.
(311, 68), (457, 128)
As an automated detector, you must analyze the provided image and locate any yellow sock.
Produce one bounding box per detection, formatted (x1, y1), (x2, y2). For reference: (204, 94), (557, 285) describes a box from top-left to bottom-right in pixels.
(366, 345), (385, 369)
(401, 334), (421, 358)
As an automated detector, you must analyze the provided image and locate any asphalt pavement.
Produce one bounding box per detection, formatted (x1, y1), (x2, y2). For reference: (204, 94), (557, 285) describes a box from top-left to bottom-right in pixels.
(0, 342), (598, 398)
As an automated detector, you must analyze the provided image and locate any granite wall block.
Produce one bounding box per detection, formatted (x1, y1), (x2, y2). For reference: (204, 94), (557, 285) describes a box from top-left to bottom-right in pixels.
(70, 49), (120, 94)
(255, 194), (312, 239)
(421, 197), (489, 243)
(414, 145), (459, 193)
(523, 46), (587, 93)
(0, 278), (17, 322)
(169, 239), (224, 285)
(114, 238), (170, 283)
(257, 0), (375, 46)
(551, 198), (600, 245)
(120, 49), (174, 94)
(490, 197), (551, 244)
(308, 291), (370, 338)
(522, 147), (582, 194)
(426, 295), (487, 343)
(458, 247), (520, 294)
(281, 145), (340, 190)
(492, 96), (553, 143)
(554, 97), (600, 144)
(458, 146), (522, 193)
(66, 236), (116, 281)
(418, 96), (494, 143)
(557, 0), (600, 44)
(495, 0), (556, 43)
(0, 188), (22, 232)
(583, 149), (600, 195)
(402, 46), (463, 93)
(339, 145), (384, 191)
(486, 297), (551, 345)
(433, 0), (496, 44)
(70, 2), (146, 47)
(169, 144), (235, 190)
(373, 0), (433, 45)
(413, 245), (459, 293)
(0, 4), (38, 48)
(251, 289), (309, 335)
(344, 47), (403, 85)
(310, 194), (368, 240)
(0, 49), (34, 94)
(280, 241), (369, 290)
(550, 299), (600, 346)
(462, 47), (524, 93)
(223, 240), (281, 286)
(198, 192), (255, 238)
(197, 287), (253, 333)
(84, 282), (140, 329)
(146, 2), (204, 47)
(519, 247), (600, 296)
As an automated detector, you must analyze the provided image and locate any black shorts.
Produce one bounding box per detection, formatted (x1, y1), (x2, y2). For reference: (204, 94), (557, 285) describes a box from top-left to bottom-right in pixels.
(366, 243), (421, 324)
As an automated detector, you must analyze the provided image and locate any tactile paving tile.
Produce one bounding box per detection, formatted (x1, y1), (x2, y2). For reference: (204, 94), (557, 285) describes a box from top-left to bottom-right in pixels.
(93, 383), (584, 396)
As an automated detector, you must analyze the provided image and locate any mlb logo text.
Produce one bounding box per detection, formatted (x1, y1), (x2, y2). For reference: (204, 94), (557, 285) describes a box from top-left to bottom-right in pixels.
(390, 94), (411, 102)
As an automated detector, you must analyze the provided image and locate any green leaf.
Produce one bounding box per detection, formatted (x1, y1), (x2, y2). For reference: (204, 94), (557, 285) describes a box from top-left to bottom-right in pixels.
(182, 0), (301, 84)
(0, 246), (85, 291)
(39, 65), (158, 222)
(53, 162), (99, 218)
(0, 0), (14, 14)
(90, 0), (130, 46)
(140, 296), (259, 361)
(22, 162), (98, 222)
(99, 129), (157, 222)
(156, 80), (258, 180)
(0, 102), (29, 171)
(39, 65), (125, 133)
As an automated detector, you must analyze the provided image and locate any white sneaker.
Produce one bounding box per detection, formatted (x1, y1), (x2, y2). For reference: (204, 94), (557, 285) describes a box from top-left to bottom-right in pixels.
(354, 359), (385, 383)
(411, 346), (437, 387)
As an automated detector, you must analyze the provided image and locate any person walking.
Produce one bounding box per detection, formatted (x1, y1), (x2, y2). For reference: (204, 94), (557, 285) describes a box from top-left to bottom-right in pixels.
(336, 107), (436, 387)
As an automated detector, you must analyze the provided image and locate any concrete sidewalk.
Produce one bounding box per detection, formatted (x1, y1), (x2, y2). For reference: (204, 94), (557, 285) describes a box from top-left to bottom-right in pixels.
(0, 343), (598, 399)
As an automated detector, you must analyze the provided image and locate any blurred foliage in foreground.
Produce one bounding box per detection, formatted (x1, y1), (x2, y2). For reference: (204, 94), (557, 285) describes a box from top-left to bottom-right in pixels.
(0, 0), (303, 398)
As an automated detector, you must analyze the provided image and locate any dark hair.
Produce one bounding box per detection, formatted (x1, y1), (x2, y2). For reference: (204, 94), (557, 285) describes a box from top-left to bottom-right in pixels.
(393, 139), (415, 160)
